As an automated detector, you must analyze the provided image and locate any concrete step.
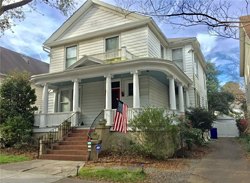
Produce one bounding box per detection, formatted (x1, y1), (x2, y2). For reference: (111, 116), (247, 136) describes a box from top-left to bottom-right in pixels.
(40, 154), (87, 161)
(47, 149), (88, 155)
(53, 145), (87, 150)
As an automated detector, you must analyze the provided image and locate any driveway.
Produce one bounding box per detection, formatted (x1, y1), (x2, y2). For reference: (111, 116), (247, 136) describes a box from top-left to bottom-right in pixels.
(188, 138), (250, 183)
(0, 160), (84, 183)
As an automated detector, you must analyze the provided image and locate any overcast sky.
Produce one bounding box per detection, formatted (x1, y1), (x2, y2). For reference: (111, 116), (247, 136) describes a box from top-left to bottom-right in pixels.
(0, 0), (243, 85)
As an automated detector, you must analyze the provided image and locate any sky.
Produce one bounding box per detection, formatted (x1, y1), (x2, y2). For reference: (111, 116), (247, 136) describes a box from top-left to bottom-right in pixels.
(0, 0), (244, 86)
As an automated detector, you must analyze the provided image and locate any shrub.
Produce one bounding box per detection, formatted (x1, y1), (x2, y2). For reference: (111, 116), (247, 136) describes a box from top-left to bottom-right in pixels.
(0, 116), (33, 147)
(129, 107), (179, 160)
(186, 108), (214, 132)
(178, 120), (204, 150)
(236, 119), (248, 135)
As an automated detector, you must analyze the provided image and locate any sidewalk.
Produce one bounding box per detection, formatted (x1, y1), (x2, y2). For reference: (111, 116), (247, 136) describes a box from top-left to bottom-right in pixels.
(0, 160), (84, 183)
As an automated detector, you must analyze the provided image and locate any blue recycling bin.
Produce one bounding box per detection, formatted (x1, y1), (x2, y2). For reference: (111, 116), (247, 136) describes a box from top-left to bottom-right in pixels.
(210, 128), (218, 139)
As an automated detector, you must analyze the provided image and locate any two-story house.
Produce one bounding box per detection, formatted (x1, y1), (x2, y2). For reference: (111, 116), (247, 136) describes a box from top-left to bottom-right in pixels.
(32, 0), (207, 131)
(240, 15), (250, 117)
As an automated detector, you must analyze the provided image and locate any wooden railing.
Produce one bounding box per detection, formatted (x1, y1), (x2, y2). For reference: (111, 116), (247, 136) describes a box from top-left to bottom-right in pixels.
(90, 47), (136, 63)
(34, 112), (72, 127)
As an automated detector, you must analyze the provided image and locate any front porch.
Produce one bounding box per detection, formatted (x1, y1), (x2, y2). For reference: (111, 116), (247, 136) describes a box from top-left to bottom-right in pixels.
(32, 59), (192, 131)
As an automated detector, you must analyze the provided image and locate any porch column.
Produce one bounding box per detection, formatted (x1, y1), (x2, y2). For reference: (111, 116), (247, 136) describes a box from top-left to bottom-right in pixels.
(105, 74), (112, 126)
(169, 77), (176, 111)
(133, 70), (140, 108)
(185, 89), (190, 108)
(41, 83), (48, 128)
(178, 84), (185, 113)
(72, 79), (79, 126)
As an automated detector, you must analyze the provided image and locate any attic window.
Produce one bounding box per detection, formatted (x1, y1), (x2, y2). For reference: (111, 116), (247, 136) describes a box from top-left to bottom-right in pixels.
(66, 45), (77, 68)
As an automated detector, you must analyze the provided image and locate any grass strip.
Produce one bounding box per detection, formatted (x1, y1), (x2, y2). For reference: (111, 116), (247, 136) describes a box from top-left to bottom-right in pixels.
(0, 154), (30, 164)
(79, 167), (146, 183)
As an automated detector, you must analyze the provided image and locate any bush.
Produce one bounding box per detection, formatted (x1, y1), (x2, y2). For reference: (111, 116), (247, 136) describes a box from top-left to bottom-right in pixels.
(130, 107), (179, 160)
(178, 120), (204, 150)
(0, 116), (33, 147)
(236, 119), (248, 135)
(186, 108), (214, 132)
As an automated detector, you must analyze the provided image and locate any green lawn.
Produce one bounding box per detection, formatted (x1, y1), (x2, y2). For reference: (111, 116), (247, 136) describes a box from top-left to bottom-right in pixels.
(0, 154), (31, 164)
(78, 167), (146, 183)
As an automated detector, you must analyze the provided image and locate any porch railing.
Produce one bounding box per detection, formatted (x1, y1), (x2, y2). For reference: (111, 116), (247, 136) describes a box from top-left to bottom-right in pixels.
(34, 112), (72, 127)
(90, 47), (136, 63)
(87, 110), (104, 140)
(38, 112), (77, 157)
(110, 108), (142, 126)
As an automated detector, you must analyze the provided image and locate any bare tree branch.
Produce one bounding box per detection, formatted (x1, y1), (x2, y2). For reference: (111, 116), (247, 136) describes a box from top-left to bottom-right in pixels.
(0, 0), (32, 16)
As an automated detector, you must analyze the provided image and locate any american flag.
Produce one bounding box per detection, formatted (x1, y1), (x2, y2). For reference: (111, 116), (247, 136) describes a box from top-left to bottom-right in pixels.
(113, 100), (128, 133)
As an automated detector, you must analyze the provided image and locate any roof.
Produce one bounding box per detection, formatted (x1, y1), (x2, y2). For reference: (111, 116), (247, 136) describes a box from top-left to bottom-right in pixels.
(0, 46), (49, 76)
(240, 15), (250, 38)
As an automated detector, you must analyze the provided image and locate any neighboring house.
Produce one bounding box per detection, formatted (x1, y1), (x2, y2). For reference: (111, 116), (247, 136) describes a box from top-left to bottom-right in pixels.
(0, 46), (49, 111)
(32, 0), (207, 130)
(240, 15), (250, 116)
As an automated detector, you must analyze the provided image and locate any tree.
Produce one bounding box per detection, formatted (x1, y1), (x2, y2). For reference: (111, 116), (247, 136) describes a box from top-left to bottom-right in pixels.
(0, 0), (76, 34)
(208, 92), (234, 115)
(0, 72), (37, 124)
(206, 61), (220, 94)
(205, 62), (235, 114)
(116, 0), (250, 39)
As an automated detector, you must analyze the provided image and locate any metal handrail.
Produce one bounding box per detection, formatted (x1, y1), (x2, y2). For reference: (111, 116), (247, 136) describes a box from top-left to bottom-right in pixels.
(38, 112), (77, 154)
(87, 110), (104, 140)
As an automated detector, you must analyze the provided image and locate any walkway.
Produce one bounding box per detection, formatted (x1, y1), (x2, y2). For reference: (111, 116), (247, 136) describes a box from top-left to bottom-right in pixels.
(188, 138), (250, 183)
(0, 160), (84, 183)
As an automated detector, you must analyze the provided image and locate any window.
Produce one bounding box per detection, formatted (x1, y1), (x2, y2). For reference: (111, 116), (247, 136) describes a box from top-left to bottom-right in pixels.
(105, 36), (119, 52)
(172, 48), (183, 70)
(160, 45), (164, 59)
(66, 46), (77, 68)
(60, 90), (71, 112)
(128, 83), (133, 96)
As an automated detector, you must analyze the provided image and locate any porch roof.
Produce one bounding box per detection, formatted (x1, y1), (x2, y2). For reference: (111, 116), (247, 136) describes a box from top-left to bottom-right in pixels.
(31, 58), (192, 87)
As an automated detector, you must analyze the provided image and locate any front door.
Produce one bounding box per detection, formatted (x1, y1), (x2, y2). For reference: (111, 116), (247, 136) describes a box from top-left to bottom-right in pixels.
(112, 81), (120, 109)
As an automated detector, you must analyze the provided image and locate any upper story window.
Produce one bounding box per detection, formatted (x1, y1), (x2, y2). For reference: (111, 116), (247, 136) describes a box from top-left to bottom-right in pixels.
(172, 48), (183, 70)
(160, 45), (164, 59)
(66, 45), (77, 68)
(105, 36), (119, 52)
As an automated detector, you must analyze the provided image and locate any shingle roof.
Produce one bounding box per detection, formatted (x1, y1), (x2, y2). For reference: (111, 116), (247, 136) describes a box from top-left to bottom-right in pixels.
(0, 46), (49, 75)
(240, 15), (250, 38)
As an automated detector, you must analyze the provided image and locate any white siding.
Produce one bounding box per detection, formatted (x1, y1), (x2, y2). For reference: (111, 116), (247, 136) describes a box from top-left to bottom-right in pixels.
(148, 77), (168, 108)
(148, 28), (161, 58)
(79, 38), (104, 56)
(183, 45), (193, 77)
(121, 27), (148, 57)
(165, 48), (172, 60)
(59, 5), (136, 41)
(120, 76), (150, 107)
(50, 46), (64, 73)
(81, 81), (105, 126)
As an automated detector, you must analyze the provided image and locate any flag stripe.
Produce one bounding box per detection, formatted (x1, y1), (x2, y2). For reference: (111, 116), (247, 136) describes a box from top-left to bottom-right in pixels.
(113, 100), (128, 133)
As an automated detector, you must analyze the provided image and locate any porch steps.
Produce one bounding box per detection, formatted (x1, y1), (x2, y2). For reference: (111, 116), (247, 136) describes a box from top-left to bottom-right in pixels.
(40, 128), (89, 161)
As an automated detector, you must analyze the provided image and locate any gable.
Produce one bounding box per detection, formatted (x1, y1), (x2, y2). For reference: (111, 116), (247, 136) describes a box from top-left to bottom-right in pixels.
(67, 55), (103, 69)
(57, 4), (140, 42)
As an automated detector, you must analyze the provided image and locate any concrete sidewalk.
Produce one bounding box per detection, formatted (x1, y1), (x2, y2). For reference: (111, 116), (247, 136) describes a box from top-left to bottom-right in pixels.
(0, 160), (84, 183)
